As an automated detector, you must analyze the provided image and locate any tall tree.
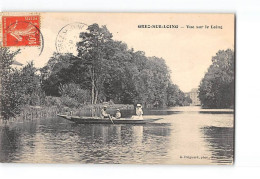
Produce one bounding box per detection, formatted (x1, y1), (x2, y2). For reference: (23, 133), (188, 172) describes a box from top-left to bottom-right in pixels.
(77, 23), (113, 104)
(198, 49), (234, 108)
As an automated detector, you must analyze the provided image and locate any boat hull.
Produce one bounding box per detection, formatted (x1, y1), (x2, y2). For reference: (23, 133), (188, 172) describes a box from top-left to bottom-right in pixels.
(57, 114), (162, 124)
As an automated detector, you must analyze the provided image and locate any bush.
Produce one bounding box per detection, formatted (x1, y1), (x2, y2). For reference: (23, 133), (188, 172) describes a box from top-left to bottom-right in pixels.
(60, 96), (79, 108)
(44, 96), (62, 107)
(59, 83), (90, 104)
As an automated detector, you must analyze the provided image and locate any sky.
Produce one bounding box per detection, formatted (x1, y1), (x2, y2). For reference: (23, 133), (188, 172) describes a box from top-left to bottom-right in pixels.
(9, 12), (234, 92)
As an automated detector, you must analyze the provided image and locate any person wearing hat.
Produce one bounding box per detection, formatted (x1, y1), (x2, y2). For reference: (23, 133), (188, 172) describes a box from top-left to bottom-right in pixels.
(100, 106), (110, 119)
(115, 109), (121, 119)
(136, 104), (143, 119)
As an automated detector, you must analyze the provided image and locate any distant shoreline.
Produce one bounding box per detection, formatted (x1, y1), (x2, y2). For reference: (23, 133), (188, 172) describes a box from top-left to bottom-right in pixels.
(148, 106), (234, 112)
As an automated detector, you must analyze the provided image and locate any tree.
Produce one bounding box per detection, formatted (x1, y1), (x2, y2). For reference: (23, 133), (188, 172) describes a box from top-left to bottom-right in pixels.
(0, 48), (46, 120)
(77, 23), (113, 104)
(167, 83), (191, 106)
(0, 48), (21, 119)
(41, 53), (90, 96)
(198, 49), (234, 108)
(19, 61), (44, 106)
(102, 41), (137, 104)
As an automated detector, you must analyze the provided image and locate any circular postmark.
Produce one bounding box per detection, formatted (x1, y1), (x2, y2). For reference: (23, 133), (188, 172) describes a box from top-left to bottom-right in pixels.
(55, 22), (88, 54)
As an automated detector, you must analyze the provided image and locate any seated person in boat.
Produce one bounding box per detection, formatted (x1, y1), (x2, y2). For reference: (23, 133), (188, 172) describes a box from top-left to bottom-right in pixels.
(100, 106), (110, 119)
(115, 109), (121, 119)
(132, 104), (143, 119)
(111, 109), (121, 120)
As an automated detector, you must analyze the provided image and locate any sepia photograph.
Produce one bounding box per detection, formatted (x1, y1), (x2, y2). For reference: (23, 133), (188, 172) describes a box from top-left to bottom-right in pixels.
(0, 12), (235, 165)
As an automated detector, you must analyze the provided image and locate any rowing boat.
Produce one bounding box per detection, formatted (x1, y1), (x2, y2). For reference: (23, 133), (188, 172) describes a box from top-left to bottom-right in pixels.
(57, 114), (162, 124)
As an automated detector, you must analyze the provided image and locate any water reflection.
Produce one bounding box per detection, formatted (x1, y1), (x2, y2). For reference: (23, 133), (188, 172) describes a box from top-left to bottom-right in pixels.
(0, 119), (172, 164)
(0, 126), (20, 162)
(201, 126), (234, 164)
(0, 106), (234, 164)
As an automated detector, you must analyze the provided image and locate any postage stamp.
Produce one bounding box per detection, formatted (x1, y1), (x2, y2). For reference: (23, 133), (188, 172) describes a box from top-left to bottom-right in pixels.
(2, 15), (41, 47)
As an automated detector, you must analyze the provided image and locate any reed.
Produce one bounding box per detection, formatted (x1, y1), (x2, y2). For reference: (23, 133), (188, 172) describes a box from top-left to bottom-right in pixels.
(0, 104), (134, 125)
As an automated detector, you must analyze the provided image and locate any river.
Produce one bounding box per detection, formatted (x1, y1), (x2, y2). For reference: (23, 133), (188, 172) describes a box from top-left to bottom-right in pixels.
(0, 106), (234, 164)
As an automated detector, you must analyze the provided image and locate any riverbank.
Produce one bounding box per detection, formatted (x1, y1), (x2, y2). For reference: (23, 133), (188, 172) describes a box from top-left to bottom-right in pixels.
(0, 104), (134, 125)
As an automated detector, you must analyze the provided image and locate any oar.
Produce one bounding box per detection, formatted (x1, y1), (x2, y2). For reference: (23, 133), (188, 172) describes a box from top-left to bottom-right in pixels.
(108, 114), (114, 124)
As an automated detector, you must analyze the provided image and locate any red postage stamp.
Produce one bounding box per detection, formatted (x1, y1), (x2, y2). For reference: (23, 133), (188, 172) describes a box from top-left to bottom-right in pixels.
(2, 16), (41, 47)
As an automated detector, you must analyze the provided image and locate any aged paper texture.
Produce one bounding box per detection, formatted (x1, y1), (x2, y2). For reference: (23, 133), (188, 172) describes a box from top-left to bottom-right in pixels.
(0, 12), (234, 164)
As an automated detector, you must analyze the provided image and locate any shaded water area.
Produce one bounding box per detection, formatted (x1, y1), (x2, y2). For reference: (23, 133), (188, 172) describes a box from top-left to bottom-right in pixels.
(0, 106), (234, 164)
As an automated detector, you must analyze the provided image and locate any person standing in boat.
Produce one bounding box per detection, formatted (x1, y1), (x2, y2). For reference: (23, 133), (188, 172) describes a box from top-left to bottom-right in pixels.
(136, 104), (143, 119)
(100, 106), (110, 119)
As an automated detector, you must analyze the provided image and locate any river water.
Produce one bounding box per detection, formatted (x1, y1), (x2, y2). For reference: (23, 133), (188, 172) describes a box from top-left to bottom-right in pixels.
(0, 106), (234, 164)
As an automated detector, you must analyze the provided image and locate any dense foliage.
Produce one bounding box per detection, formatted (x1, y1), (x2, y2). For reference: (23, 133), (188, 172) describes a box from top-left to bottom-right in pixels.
(1, 23), (191, 120)
(198, 49), (234, 108)
(0, 48), (45, 119)
(41, 23), (190, 108)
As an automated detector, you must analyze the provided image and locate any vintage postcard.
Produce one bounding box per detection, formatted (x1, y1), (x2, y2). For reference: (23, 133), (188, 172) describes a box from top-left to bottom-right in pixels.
(0, 12), (235, 164)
